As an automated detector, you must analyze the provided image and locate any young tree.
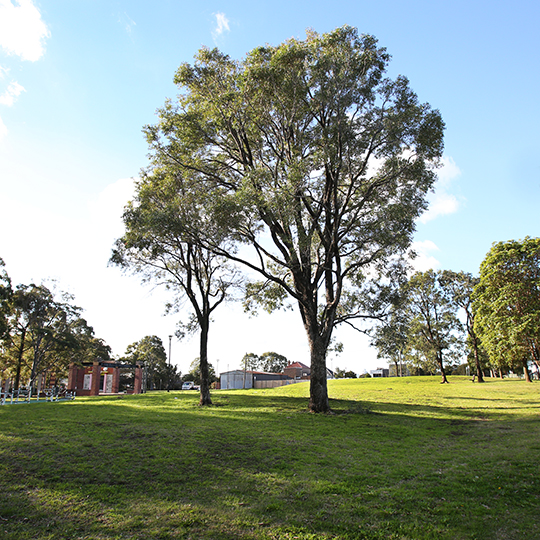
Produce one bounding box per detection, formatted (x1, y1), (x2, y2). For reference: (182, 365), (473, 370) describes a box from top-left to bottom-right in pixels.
(259, 352), (289, 373)
(122, 336), (169, 390)
(183, 357), (216, 386)
(111, 169), (241, 405)
(370, 299), (410, 377)
(440, 270), (485, 382)
(474, 238), (540, 382)
(142, 26), (444, 411)
(404, 270), (462, 383)
(241, 353), (261, 371)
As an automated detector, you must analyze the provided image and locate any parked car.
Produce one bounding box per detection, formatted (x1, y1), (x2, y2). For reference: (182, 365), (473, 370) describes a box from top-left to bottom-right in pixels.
(182, 381), (195, 390)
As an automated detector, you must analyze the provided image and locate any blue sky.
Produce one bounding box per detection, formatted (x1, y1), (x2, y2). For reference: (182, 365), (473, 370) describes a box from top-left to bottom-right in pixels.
(1, 0), (539, 375)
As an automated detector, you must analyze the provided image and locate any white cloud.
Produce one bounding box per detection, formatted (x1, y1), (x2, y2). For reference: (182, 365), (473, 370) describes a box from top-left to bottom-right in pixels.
(410, 240), (441, 272)
(0, 0), (50, 62)
(419, 156), (462, 224)
(212, 12), (230, 41)
(0, 80), (25, 106)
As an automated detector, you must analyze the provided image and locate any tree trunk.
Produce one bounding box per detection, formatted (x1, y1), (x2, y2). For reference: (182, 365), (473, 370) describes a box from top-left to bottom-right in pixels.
(297, 284), (333, 413)
(523, 360), (532, 383)
(471, 337), (485, 383)
(14, 327), (26, 391)
(198, 319), (213, 406)
(437, 350), (449, 384)
(308, 335), (330, 413)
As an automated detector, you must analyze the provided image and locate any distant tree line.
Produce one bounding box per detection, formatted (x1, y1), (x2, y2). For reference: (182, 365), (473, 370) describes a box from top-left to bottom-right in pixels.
(370, 237), (540, 383)
(0, 258), (111, 392)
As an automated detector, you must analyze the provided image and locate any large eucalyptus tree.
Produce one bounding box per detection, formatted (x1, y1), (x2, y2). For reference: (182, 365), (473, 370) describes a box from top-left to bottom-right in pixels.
(139, 26), (444, 411)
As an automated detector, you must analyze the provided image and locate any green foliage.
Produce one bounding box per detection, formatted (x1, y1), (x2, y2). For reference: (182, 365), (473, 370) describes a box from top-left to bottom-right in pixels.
(370, 295), (410, 375)
(334, 367), (358, 378)
(474, 237), (540, 380)
(122, 335), (171, 390)
(240, 351), (289, 373)
(2, 282), (95, 389)
(403, 270), (463, 382)
(183, 357), (217, 385)
(259, 351), (289, 373)
(0, 257), (12, 342)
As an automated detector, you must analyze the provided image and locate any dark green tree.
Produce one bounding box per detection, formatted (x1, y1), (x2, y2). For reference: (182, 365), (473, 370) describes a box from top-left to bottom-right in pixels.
(474, 238), (540, 382)
(122, 336), (169, 390)
(141, 26), (444, 411)
(183, 357), (216, 386)
(6, 284), (83, 391)
(259, 352), (288, 373)
(0, 258), (11, 344)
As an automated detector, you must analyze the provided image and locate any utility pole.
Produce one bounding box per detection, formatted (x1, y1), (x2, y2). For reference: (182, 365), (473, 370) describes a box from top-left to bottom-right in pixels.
(167, 335), (172, 392)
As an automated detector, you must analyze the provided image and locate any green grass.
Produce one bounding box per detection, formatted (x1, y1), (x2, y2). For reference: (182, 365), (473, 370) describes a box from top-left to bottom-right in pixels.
(1, 376), (539, 539)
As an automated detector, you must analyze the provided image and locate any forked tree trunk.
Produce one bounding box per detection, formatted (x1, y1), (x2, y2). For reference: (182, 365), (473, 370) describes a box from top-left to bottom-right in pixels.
(198, 319), (212, 406)
(437, 350), (449, 384)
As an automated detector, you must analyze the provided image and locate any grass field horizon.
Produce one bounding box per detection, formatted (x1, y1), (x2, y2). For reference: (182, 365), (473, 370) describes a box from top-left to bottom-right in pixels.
(1, 376), (539, 539)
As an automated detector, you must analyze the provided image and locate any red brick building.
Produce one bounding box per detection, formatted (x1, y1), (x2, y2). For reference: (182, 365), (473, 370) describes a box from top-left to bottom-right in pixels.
(67, 361), (145, 396)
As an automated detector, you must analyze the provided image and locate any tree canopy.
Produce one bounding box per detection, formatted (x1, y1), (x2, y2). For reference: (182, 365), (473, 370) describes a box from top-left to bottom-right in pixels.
(137, 26), (445, 412)
(111, 170), (239, 405)
(402, 270), (463, 383)
(474, 237), (540, 381)
(0, 270), (108, 391)
(121, 336), (170, 390)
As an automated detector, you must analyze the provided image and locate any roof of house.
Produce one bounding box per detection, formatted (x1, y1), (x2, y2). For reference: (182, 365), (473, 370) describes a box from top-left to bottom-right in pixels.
(285, 362), (310, 370)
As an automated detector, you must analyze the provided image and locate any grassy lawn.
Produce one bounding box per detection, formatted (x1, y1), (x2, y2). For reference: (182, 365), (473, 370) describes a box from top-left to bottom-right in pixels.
(0, 376), (539, 539)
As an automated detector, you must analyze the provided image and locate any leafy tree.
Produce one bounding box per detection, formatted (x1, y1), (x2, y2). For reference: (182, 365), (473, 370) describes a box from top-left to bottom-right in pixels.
(241, 352), (261, 371)
(404, 270), (463, 383)
(370, 299), (410, 377)
(5, 283), (83, 390)
(122, 336), (169, 390)
(474, 238), (540, 382)
(142, 26), (444, 412)
(183, 357), (216, 386)
(259, 352), (288, 373)
(111, 173), (239, 406)
(0, 258), (11, 344)
(344, 370), (357, 378)
(439, 270), (485, 382)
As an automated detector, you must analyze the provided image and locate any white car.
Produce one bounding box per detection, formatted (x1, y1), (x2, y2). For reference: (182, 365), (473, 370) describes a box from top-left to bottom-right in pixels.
(182, 381), (195, 390)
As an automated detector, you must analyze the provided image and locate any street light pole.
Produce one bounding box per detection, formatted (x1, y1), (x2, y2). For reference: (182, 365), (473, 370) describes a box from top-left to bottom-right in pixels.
(168, 335), (172, 392)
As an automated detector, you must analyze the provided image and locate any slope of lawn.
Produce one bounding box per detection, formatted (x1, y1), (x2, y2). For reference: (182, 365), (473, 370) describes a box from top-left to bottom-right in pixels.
(0, 376), (539, 539)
